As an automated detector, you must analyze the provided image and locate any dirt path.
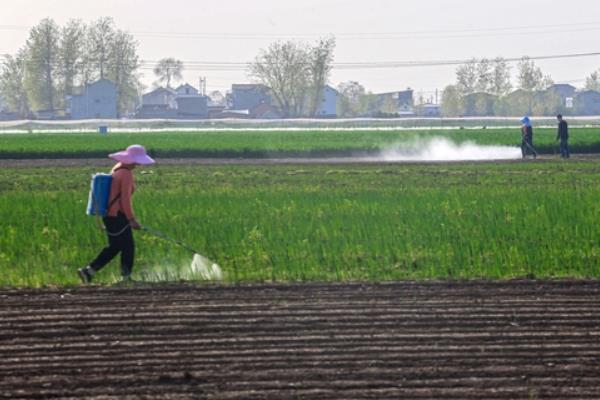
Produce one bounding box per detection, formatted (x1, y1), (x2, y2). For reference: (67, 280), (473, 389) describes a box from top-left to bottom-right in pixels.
(1, 155), (594, 168)
(1, 280), (599, 399)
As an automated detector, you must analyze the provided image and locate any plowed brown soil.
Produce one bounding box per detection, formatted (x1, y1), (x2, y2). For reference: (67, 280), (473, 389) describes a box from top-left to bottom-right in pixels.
(1, 280), (599, 399)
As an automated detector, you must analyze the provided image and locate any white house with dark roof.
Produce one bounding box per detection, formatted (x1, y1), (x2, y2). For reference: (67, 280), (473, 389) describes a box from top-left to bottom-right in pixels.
(416, 103), (441, 117)
(374, 88), (414, 115)
(141, 87), (177, 108)
(175, 95), (208, 118)
(549, 84), (577, 99)
(314, 85), (339, 117)
(575, 90), (600, 115)
(138, 84), (208, 119)
(175, 83), (199, 96)
(229, 84), (271, 110)
(67, 78), (117, 119)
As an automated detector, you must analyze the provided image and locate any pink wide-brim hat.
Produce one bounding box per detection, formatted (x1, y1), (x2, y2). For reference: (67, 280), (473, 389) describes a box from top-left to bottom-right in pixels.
(109, 144), (155, 165)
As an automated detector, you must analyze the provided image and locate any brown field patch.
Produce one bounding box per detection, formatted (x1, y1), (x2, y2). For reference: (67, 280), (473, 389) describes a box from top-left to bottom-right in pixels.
(1, 280), (600, 399)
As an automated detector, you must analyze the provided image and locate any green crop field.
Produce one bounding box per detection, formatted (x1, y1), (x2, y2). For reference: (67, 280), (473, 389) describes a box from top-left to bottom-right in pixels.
(2, 161), (600, 287)
(1, 128), (599, 158)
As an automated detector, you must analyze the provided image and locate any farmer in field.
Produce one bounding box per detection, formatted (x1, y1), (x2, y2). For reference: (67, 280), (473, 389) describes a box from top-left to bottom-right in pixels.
(556, 114), (570, 159)
(78, 145), (155, 283)
(520, 116), (537, 159)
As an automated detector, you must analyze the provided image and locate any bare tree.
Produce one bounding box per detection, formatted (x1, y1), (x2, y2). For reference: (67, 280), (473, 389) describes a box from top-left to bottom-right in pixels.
(490, 57), (512, 96)
(306, 37), (335, 117)
(0, 50), (30, 117)
(517, 57), (551, 92)
(153, 58), (183, 88)
(379, 95), (398, 115)
(87, 17), (116, 80)
(585, 70), (600, 91)
(475, 58), (492, 93)
(108, 30), (140, 117)
(250, 40), (310, 118)
(441, 85), (463, 117)
(208, 90), (225, 106)
(336, 80), (366, 117)
(250, 38), (336, 118)
(24, 18), (61, 111)
(60, 19), (86, 97)
(455, 59), (478, 96)
(517, 57), (553, 114)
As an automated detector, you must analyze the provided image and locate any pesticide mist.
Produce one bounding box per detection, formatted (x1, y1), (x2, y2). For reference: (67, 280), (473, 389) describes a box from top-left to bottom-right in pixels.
(379, 137), (521, 161)
(139, 254), (222, 282)
(191, 253), (223, 281)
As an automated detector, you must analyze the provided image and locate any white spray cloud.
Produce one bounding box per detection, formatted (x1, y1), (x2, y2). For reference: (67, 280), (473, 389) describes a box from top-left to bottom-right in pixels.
(379, 137), (521, 162)
(191, 253), (223, 281)
(138, 253), (222, 282)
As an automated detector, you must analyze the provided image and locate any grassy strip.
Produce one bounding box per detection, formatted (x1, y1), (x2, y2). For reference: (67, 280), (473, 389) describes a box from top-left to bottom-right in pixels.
(1, 161), (600, 287)
(0, 128), (599, 158)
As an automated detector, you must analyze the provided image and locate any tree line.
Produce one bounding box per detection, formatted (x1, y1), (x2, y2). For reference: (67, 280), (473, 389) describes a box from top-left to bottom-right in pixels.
(0, 19), (338, 119)
(441, 57), (600, 117)
(3, 18), (600, 119)
(0, 17), (140, 118)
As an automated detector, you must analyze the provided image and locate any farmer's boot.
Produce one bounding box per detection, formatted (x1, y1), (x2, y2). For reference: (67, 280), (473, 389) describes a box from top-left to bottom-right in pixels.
(77, 266), (94, 284)
(121, 265), (134, 283)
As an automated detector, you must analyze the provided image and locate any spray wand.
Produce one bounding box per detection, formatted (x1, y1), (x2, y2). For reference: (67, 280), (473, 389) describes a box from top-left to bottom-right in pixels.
(141, 226), (222, 281)
(141, 226), (200, 254)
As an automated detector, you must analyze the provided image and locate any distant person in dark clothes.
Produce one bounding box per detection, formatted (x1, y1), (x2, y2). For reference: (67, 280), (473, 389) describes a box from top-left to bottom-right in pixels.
(520, 116), (537, 159)
(556, 114), (570, 158)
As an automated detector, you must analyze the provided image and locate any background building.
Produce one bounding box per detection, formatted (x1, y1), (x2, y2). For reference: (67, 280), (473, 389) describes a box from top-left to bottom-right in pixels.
(67, 79), (117, 120)
(314, 85), (339, 118)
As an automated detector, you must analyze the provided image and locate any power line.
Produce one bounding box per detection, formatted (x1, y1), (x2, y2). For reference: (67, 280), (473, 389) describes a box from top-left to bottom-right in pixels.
(3, 51), (599, 71)
(330, 51), (600, 69)
(2, 21), (600, 41)
(131, 27), (600, 40)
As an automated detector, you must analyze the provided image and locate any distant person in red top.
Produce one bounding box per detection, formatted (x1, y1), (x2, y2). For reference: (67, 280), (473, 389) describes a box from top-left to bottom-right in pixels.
(78, 145), (155, 283)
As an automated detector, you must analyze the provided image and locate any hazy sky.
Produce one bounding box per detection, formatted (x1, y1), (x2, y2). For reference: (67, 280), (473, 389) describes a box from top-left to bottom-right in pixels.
(2, 0), (600, 99)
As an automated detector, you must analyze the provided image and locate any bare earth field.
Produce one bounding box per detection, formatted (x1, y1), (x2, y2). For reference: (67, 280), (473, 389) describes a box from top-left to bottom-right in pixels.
(1, 280), (599, 399)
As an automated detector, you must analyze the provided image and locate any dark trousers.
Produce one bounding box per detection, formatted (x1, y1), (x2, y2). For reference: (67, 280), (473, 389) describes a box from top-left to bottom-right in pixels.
(90, 212), (134, 276)
(521, 137), (537, 158)
(559, 140), (570, 158)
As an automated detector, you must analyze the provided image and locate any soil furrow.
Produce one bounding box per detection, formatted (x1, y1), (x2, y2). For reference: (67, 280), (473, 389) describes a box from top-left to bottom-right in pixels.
(1, 281), (599, 399)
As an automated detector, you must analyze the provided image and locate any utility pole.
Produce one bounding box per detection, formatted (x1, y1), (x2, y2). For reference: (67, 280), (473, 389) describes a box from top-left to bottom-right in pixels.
(199, 77), (206, 96)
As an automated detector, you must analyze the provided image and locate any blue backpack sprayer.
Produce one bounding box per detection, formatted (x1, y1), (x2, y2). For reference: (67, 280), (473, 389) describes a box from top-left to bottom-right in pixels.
(86, 173), (116, 217)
